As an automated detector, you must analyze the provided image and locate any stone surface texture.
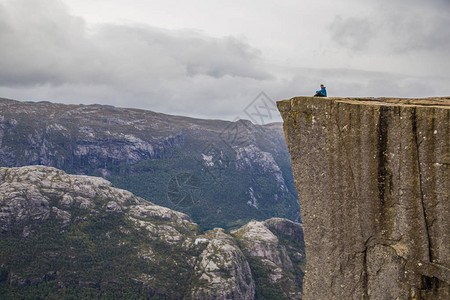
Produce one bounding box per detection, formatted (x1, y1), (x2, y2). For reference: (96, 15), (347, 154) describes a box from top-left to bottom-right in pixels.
(232, 218), (304, 299)
(190, 228), (255, 299)
(278, 97), (449, 300)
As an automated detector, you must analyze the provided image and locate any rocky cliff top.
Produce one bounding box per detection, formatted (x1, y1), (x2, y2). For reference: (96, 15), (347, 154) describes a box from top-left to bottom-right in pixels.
(278, 96), (450, 111)
(278, 96), (449, 300)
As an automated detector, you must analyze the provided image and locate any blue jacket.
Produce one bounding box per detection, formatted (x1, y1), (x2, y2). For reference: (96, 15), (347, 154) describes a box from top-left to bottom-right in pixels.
(316, 87), (327, 97)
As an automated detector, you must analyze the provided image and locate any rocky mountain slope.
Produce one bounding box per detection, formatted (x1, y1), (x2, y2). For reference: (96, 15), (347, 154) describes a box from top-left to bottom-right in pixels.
(278, 97), (449, 300)
(0, 166), (304, 299)
(0, 98), (299, 230)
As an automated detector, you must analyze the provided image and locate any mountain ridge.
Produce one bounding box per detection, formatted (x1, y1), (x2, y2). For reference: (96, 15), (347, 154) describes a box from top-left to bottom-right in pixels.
(0, 165), (304, 299)
(0, 97), (299, 229)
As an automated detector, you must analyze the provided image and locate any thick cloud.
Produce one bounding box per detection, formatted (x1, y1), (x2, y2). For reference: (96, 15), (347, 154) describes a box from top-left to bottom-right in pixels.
(329, 17), (375, 51)
(0, 0), (270, 87)
(329, 0), (450, 54)
(0, 0), (276, 119)
(0, 0), (448, 121)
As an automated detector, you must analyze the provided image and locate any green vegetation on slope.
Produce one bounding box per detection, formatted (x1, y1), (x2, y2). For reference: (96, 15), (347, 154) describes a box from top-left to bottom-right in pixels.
(0, 211), (200, 299)
(108, 148), (299, 230)
(0, 98), (300, 231)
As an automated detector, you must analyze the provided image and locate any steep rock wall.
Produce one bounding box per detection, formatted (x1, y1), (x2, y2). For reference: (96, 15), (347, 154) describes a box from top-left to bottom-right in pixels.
(278, 97), (449, 299)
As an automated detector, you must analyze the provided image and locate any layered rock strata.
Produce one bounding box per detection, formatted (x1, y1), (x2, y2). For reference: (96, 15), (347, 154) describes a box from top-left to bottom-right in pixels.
(278, 97), (449, 299)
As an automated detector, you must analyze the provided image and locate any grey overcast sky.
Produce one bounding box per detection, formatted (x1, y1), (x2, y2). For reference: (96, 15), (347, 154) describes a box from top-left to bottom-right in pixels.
(0, 0), (449, 121)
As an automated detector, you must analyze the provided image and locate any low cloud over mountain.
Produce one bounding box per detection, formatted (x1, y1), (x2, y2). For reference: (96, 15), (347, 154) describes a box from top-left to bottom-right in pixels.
(0, 0), (448, 120)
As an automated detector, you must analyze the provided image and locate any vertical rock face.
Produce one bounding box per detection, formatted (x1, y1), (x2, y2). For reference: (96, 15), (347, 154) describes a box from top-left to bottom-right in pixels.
(278, 97), (449, 300)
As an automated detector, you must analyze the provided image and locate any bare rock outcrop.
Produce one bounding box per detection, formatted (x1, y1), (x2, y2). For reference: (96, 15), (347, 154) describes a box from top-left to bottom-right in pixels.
(0, 165), (305, 298)
(190, 228), (255, 299)
(0, 165), (192, 236)
(233, 219), (303, 299)
(233, 221), (293, 271)
(278, 97), (450, 299)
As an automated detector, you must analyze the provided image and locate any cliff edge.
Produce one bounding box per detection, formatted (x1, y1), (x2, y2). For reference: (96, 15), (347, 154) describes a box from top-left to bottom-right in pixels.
(278, 97), (449, 299)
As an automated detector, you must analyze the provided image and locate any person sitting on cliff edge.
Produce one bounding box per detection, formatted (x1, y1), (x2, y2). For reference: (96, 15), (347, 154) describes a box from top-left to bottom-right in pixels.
(314, 84), (327, 97)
